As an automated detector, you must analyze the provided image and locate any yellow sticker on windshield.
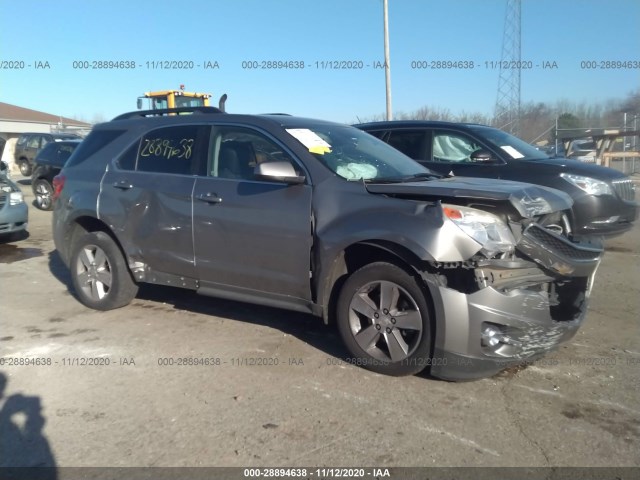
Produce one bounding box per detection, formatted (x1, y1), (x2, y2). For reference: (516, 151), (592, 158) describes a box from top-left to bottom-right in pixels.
(309, 145), (332, 155)
(286, 128), (332, 154)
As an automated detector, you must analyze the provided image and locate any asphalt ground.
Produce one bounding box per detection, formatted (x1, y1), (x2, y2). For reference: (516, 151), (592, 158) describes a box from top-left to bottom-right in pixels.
(0, 174), (638, 476)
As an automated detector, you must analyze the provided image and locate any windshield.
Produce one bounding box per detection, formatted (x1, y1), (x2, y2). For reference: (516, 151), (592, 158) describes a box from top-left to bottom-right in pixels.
(468, 125), (550, 161)
(286, 125), (433, 182)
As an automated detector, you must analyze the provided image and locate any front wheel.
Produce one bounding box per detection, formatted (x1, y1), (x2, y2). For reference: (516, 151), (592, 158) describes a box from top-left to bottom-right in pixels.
(336, 262), (433, 376)
(70, 231), (138, 310)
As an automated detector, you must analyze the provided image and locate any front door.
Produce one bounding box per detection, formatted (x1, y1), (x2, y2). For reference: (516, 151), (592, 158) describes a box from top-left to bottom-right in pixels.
(192, 126), (313, 301)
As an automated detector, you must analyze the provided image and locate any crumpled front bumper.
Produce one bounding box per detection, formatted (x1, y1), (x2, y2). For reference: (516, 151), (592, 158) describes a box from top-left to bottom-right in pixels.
(428, 224), (602, 381)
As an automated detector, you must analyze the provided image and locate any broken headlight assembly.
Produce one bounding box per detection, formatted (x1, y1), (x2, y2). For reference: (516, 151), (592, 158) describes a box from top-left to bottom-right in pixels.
(442, 204), (516, 257)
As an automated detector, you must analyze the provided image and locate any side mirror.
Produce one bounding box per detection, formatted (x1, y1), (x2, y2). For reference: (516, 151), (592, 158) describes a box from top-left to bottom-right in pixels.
(470, 150), (495, 163)
(255, 161), (305, 185)
(0, 161), (6, 171)
(136, 98), (143, 110)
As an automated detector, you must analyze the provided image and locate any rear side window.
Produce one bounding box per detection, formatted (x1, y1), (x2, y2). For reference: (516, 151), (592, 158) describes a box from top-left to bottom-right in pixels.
(35, 143), (57, 162)
(364, 130), (387, 140)
(387, 130), (427, 160)
(117, 125), (209, 175)
(66, 130), (125, 167)
(57, 144), (77, 165)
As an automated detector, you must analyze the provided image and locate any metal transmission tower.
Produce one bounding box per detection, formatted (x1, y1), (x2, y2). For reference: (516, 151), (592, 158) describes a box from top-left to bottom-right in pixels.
(494, 0), (522, 135)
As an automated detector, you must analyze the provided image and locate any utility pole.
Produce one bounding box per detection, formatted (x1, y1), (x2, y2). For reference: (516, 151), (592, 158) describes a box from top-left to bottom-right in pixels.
(383, 0), (392, 120)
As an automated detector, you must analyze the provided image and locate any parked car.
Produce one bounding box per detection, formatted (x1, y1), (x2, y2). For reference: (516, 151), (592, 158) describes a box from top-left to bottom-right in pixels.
(566, 139), (597, 163)
(533, 143), (565, 157)
(31, 140), (81, 210)
(0, 160), (28, 241)
(14, 132), (81, 176)
(355, 121), (637, 237)
(53, 107), (603, 380)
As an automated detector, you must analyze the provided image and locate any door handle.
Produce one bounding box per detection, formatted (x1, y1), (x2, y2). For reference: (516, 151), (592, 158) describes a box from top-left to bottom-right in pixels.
(197, 193), (223, 204)
(112, 180), (133, 190)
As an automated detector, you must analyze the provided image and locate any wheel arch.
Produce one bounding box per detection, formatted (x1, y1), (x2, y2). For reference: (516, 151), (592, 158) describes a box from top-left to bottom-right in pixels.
(60, 215), (124, 265)
(319, 240), (436, 326)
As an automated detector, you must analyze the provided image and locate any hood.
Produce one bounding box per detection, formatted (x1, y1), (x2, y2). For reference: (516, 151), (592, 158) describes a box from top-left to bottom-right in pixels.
(365, 176), (573, 218)
(528, 156), (628, 180)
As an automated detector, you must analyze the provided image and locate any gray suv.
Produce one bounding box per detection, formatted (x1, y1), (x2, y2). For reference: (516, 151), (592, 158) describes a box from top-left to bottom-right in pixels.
(14, 132), (80, 176)
(52, 107), (603, 380)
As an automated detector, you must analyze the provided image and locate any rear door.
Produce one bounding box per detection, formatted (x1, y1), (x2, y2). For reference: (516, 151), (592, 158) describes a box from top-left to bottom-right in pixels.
(192, 125), (313, 300)
(99, 124), (209, 279)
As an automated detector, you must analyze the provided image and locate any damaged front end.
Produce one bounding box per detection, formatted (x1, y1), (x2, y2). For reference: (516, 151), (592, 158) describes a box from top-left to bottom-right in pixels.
(424, 202), (602, 381)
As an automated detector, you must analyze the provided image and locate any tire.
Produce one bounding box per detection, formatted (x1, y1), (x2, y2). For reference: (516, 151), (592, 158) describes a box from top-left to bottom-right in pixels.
(70, 231), (138, 310)
(336, 262), (432, 376)
(33, 179), (54, 210)
(18, 159), (32, 177)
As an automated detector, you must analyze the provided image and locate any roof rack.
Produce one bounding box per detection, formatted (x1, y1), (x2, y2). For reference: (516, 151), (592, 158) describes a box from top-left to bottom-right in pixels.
(112, 106), (224, 121)
(260, 113), (292, 116)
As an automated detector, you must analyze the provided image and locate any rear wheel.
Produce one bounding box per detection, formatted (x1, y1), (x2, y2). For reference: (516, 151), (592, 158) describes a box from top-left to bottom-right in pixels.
(33, 179), (54, 210)
(336, 262), (432, 376)
(18, 159), (32, 176)
(70, 231), (138, 310)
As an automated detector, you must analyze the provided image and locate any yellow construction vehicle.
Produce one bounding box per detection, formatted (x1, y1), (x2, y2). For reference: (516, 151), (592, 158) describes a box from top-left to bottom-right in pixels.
(137, 85), (212, 110)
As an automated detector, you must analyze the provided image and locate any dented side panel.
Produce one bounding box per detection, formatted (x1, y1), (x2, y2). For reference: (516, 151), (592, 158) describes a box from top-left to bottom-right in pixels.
(99, 168), (197, 281)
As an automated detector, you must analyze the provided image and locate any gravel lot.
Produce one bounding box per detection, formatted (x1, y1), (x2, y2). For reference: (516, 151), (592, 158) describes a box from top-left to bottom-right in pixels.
(1, 175), (639, 474)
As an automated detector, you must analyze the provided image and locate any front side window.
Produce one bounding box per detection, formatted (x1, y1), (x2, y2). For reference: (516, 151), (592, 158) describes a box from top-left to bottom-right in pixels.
(151, 97), (168, 110)
(208, 127), (298, 181)
(432, 131), (483, 163)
